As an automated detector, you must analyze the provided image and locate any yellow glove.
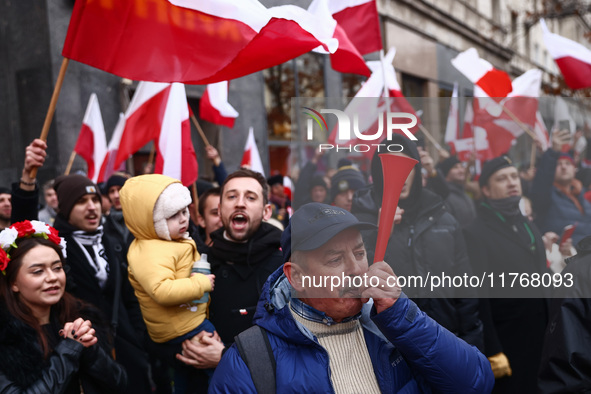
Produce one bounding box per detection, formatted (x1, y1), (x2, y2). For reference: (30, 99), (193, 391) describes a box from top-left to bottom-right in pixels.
(488, 352), (512, 379)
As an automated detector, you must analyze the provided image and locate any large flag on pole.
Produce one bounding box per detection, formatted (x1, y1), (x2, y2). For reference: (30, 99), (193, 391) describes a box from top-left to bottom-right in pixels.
(444, 82), (460, 143)
(97, 113), (126, 184)
(328, 0), (382, 55)
(308, 0), (372, 76)
(199, 81), (239, 128)
(534, 111), (550, 152)
(240, 127), (265, 176)
(154, 83), (198, 186)
(451, 48), (513, 99)
(62, 0), (338, 84)
(541, 19), (591, 90)
(74, 93), (107, 183)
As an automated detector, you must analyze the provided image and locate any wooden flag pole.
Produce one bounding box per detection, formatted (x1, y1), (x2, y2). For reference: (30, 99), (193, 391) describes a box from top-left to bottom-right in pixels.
(190, 113), (221, 166)
(191, 183), (199, 222)
(147, 143), (156, 168)
(64, 151), (76, 175)
(530, 142), (537, 170)
(418, 124), (444, 152)
(501, 105), (537, 140)
(31, 57), (70, 179)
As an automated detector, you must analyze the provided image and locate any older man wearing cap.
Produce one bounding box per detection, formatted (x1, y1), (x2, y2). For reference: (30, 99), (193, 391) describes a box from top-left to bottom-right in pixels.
(531, 129), (591, 244)
(209, 202), (494, 393)
(464, 155), (548, 393)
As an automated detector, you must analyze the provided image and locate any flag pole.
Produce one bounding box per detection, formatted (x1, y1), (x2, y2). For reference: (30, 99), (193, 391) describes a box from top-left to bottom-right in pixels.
(500, 105), (537, 140)
(147, 143), (156, 168)
(530, 143), (537, 170)
(190, 113), (221, 166)
(418, 124), (444, 152)
(64, 151), (76, 175)
(31, 57), (70, 179)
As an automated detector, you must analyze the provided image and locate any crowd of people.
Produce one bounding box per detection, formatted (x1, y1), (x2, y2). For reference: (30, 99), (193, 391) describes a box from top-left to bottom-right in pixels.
(0, 129), (590, 393)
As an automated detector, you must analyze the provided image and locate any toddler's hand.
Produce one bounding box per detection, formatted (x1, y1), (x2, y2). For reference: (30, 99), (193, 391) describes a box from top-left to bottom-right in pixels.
(207, 274), (215, 290)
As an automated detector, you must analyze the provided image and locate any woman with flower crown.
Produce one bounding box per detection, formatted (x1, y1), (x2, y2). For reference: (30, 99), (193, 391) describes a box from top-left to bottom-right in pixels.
(0, 220), (127, 393)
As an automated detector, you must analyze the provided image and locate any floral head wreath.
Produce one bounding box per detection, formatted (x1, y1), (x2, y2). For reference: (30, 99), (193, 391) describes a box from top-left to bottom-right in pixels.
(0, 220), (67, 274)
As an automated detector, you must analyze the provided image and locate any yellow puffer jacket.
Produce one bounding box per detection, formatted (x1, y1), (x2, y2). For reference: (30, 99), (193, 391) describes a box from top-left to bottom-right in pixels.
(120, 174), (212, 343)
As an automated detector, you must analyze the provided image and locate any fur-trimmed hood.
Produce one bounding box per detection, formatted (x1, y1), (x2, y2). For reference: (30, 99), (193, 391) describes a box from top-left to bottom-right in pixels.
(120, 174), (190, 241)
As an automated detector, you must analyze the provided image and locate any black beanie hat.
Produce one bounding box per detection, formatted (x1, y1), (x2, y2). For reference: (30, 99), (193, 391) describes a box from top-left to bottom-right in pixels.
(330, 166), (365, 202)
(0, 187), (10, 195)
(479, 156), (514, 187)
(437, 156), (461, 177)
(54, 175), (101, 220)
(310, 175), (328, 190)
(105, 174), (128, 191)
(267, 174), (283, 187)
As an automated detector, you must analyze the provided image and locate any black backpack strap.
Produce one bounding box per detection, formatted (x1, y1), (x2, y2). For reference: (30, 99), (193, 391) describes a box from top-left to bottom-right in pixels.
(234, 326), (276, 394)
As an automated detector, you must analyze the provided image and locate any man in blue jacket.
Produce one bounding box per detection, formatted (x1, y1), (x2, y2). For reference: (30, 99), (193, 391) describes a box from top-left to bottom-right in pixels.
(209, 202), (494, 393)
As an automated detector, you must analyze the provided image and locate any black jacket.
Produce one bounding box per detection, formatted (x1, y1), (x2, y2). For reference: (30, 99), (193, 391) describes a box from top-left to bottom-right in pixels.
(0, 304), (127, 394)
(538, 236), (591, 393)
(464, 202), (548, 393)
(207, 223), (283, 344)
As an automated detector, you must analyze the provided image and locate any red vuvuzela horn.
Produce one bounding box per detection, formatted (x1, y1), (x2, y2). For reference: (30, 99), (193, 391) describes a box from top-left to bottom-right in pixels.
(374, 154), (418, 263)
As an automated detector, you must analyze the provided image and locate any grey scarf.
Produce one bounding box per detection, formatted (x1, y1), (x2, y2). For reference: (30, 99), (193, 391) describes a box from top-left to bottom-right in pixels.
(71, 226), (109, 288)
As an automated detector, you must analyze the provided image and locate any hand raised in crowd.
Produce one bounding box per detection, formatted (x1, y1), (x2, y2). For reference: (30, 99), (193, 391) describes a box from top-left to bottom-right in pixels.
(21, 139), (48, 190)
(542, 232), (559, 252)
(176, 330), (224, 369)
(418, 147), (436, 177)
(361, 261), (402, 314)
(551, 129), (571, 152)
(60, 318), (98, 348)
(205, 145), (221, 166)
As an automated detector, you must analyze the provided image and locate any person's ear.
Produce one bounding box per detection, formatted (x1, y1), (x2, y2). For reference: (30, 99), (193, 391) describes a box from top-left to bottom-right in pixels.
(481, 185), (491, 199)
(284, 262), (304, 292)
(263, 203), (273, 221)
(11, 283), (19, 293)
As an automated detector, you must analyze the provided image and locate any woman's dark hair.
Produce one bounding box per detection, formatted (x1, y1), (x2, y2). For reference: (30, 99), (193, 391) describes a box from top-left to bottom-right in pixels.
(0, 237), (82, 358)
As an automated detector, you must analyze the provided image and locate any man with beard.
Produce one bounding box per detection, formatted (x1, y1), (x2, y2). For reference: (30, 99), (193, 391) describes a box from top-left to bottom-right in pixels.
(176, 169), (283, 372)
(0, 187), (11, 230)
(464, 156), (548, 393)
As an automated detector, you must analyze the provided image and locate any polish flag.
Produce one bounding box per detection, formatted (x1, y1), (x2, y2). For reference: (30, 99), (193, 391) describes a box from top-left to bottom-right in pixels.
(451, 48), (513, 100)
(240, 127), (265, 176)
(74, 93), (107, 183)
(444, 82), (460, 143)
(113, 82), (198, 186)
(534, 111), (550, 152)
(327, 47), (420, 155)
(329, 0), (382, 55)
(308, 0), (372, 76)
(153, 83), (197, 186)
(97, 113), (126, 184)
(199, 81), (239, 128)
(472, 69), (541, 156)
(448, 128), (493, 163)
(62, 0), (338, 84)
(541, 19), (591, 90)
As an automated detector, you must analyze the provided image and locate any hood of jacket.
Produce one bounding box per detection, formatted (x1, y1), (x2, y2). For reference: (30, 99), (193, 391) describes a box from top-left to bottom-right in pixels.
(119, 174), (180, 241)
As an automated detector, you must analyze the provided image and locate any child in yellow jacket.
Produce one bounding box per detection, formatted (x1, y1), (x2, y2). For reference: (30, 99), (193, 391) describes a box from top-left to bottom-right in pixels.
(120, 174), (217, 391)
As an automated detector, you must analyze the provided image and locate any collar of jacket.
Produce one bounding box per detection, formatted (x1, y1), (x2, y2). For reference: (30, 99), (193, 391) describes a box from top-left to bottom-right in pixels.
(290, 297), (361, 327)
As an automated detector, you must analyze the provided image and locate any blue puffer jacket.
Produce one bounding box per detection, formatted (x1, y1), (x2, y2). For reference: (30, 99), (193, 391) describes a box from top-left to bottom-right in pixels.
(209, 268), (494, 393)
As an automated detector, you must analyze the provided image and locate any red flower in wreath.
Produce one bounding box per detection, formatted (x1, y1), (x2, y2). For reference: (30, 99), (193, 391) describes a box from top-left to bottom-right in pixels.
(12, 221), (35, 238)
(0, 248), (9, 272)
(47, 226), (61, 246)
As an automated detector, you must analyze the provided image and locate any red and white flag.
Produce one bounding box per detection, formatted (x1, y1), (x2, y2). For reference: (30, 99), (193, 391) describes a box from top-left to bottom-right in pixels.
(462, 99), (474, 139)
(97, 113), (126, 184)
(200, 81), (239, 128)
(534, 111), (550, 152)
(327, 47), (420, 155)
(74, 93), (107, 183)
(154, 83), (198, 186)
(328, 0), (382, 55)
(113, 82), (198, 186)
(541, 19), (591, 90)
(451, 48), (513, 100)
(444, 82), (460, 143)
(62, 0), (338, 84)
(308, 0), (372, 76)
(240, 127), (265, 176)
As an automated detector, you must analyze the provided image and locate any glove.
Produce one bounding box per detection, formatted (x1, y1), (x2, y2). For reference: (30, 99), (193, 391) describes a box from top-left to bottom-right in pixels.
(488, 352), (512, 379)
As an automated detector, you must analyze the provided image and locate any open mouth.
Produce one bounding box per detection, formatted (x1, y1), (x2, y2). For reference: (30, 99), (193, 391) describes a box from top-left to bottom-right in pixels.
(44, 286), (60, 294)
(231, 213), (248, 231)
